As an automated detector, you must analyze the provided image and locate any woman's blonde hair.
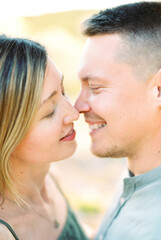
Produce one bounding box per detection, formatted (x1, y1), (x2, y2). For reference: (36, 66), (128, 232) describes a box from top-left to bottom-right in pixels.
(0, 35), (47, 206)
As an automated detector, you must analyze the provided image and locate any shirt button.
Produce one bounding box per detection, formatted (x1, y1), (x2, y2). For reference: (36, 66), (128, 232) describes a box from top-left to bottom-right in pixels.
(120, 197), (125, 204)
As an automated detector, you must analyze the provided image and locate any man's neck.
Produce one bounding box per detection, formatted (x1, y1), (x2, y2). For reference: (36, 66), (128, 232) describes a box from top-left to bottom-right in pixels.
(128, 152), (161, 176)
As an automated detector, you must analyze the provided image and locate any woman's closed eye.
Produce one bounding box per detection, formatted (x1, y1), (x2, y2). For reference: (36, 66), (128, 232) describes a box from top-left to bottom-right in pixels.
(45, 108), (56, 119)
(62, 91), (66, 96)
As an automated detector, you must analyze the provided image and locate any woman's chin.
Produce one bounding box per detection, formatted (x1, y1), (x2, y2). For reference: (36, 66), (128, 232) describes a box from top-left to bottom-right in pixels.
(64, 141), (77, 159)
(55, 141), (77, 162)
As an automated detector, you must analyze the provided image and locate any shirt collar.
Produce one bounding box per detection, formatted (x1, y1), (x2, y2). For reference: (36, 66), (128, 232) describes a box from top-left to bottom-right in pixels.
(126, 165), (161, 190)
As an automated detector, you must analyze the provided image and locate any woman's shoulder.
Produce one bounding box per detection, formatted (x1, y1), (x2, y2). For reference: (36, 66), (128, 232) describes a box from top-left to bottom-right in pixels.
(0, 222), (16, 240)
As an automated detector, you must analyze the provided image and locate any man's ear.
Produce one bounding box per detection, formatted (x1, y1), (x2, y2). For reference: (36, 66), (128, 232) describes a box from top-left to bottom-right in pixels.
(152, 69), (161, 100)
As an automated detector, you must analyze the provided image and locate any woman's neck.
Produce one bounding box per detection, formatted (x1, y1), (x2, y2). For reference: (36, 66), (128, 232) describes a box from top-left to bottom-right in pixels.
(10, 158), (51, 204)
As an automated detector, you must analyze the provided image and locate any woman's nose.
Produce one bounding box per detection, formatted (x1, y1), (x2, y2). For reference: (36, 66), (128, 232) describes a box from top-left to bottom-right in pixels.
(63, 101), (79, 125)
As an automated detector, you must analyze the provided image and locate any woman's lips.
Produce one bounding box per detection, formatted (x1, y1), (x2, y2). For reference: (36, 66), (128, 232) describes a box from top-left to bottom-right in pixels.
(60, 129), (76, 141)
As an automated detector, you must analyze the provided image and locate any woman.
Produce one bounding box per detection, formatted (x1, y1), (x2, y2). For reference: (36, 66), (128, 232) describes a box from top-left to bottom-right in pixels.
(0, 35), (88, 240)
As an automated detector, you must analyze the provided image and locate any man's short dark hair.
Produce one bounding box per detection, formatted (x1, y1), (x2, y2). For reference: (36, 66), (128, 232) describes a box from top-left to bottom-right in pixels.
(83, 1), (161, 36)
(83, 2), (161, 81)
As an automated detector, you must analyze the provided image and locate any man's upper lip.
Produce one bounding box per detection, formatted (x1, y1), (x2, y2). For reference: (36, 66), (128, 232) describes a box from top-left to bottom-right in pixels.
(85, 120), (107, 124)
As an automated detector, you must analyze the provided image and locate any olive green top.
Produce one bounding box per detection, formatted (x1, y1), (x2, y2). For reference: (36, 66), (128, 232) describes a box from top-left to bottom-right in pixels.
(58, 204), (88, 240)
(0, 204), (88, 240)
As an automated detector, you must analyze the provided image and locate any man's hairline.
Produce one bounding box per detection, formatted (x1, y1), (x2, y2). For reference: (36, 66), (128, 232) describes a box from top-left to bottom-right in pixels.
(83, 31), (155, 82)
(84, 32), (134, 66)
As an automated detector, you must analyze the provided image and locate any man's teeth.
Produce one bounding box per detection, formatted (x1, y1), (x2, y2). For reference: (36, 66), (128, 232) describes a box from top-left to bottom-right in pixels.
(89, 123), (106, 130)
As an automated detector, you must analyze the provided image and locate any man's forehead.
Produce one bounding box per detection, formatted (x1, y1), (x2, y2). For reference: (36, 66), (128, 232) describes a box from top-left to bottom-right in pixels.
(77, 53), (104, 80)
(78, 67), (110, 84)
(77, 63), (97, 81)
(78, 35), (123, 74)
(77, 54), (114, 82)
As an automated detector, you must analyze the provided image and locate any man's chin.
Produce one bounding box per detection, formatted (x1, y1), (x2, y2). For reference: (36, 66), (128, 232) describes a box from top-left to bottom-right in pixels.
(90, 145), (108, 158)
(90, 144), (127, 158)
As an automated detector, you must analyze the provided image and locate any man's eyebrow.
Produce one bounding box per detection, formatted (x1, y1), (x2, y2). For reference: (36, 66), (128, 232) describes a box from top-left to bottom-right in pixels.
(80, 75), (107, 82)
(81, 77), (89, 82)
(79, 74), (92, 81)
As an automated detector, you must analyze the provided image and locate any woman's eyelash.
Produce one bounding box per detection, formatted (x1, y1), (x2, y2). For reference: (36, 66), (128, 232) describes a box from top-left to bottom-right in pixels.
(62, 85), (65, 96)
(46, 110), (55, 118)
(45, 88), (65, 119)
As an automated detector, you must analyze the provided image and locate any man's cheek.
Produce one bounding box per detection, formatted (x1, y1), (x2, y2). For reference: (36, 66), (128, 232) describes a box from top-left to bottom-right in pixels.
(91, 99), (108, 114)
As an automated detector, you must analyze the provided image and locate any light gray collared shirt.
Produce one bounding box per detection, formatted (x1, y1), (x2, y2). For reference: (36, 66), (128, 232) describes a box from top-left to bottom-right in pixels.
(96, 165), (161, 240)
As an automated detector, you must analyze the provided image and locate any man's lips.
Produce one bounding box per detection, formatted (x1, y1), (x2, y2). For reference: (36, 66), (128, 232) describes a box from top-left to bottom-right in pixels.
(85, 120), (107, 135)
(85, 120), (107, 124)
(89, 123), (107, 131)
(60, 128), (76, 141)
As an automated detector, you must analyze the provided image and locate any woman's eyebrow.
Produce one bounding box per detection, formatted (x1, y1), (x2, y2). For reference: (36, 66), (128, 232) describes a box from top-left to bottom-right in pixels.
(39, 74), (64, 108)
(39, 91), (57, 108)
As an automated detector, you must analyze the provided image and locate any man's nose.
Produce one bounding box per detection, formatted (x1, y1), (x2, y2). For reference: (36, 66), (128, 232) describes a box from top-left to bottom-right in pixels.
(74, 92), (91, 113)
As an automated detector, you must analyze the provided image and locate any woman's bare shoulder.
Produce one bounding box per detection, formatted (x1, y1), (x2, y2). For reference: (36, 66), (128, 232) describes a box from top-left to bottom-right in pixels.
(0, 223), (15, 240)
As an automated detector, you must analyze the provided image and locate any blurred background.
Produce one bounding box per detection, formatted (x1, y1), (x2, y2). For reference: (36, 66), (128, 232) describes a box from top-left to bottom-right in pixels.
(1, 0), (159, 234)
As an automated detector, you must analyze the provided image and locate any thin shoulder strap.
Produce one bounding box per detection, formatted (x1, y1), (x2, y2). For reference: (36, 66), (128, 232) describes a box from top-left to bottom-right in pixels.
(0, 219), (19, 240)
(49, 172), (67, 200)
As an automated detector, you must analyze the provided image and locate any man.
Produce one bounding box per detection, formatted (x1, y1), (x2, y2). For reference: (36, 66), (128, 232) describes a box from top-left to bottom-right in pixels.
(75, 2), (161, 240)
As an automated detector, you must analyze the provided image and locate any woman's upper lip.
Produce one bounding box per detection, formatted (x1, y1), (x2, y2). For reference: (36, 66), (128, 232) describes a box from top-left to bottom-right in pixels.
(60, 124), (74, 139)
